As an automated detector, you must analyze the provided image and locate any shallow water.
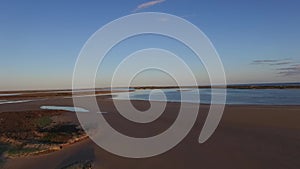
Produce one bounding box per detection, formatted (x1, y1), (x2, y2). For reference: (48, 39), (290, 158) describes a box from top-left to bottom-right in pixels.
(113, 88), (300, 105)
(0, 93), (21, 96)
(40, 106), (89, 112)
(0, 100), (33, 105)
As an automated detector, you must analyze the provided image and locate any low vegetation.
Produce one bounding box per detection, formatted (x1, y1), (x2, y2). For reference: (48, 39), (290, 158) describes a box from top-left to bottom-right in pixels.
(36, 116), (53, 128)
(6, 146), (40, 156)
(0, 110), (85, 159)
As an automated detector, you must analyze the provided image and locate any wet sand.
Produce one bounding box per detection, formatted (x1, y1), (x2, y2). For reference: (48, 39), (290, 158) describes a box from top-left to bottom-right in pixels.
(1, 97), (300, 169)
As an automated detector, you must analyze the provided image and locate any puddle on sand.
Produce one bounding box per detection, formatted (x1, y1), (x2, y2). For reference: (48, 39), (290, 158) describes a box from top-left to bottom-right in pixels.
(0, 93), (21, 96)
(40, 106), (89, 113)
(0, 100), (33, 105)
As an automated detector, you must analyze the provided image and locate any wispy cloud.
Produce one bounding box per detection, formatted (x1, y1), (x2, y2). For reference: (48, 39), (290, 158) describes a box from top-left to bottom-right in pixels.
(251, 58), (300, 77)
(251, 59), (290, 65)
(133, 0), (166, 12)
(277, 64), (300, 76)
(270, 61), (292, 66)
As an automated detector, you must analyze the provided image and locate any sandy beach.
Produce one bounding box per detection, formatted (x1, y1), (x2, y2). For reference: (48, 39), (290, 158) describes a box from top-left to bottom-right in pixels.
(0, 94), (299, 169)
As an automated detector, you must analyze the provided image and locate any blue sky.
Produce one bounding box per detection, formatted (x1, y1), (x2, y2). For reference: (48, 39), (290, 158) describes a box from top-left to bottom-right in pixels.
(0, 0), (300, 90)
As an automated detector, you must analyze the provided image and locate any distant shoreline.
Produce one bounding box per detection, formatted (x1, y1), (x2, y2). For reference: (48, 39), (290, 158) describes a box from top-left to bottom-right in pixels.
(133, 85), (300, 90)
(1, 82), (300, 93)
(133, 82), (300, 89)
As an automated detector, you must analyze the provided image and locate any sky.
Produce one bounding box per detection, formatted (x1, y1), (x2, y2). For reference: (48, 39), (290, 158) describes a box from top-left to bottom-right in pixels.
(0, 0), (300, 90)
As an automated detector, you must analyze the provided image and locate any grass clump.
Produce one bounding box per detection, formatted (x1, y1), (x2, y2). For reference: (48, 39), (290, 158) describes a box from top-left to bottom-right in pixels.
(36, 116), (52, 128)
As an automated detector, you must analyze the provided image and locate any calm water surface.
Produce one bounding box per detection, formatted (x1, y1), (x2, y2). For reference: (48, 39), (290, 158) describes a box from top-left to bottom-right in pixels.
(113, 88), (300, 105)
